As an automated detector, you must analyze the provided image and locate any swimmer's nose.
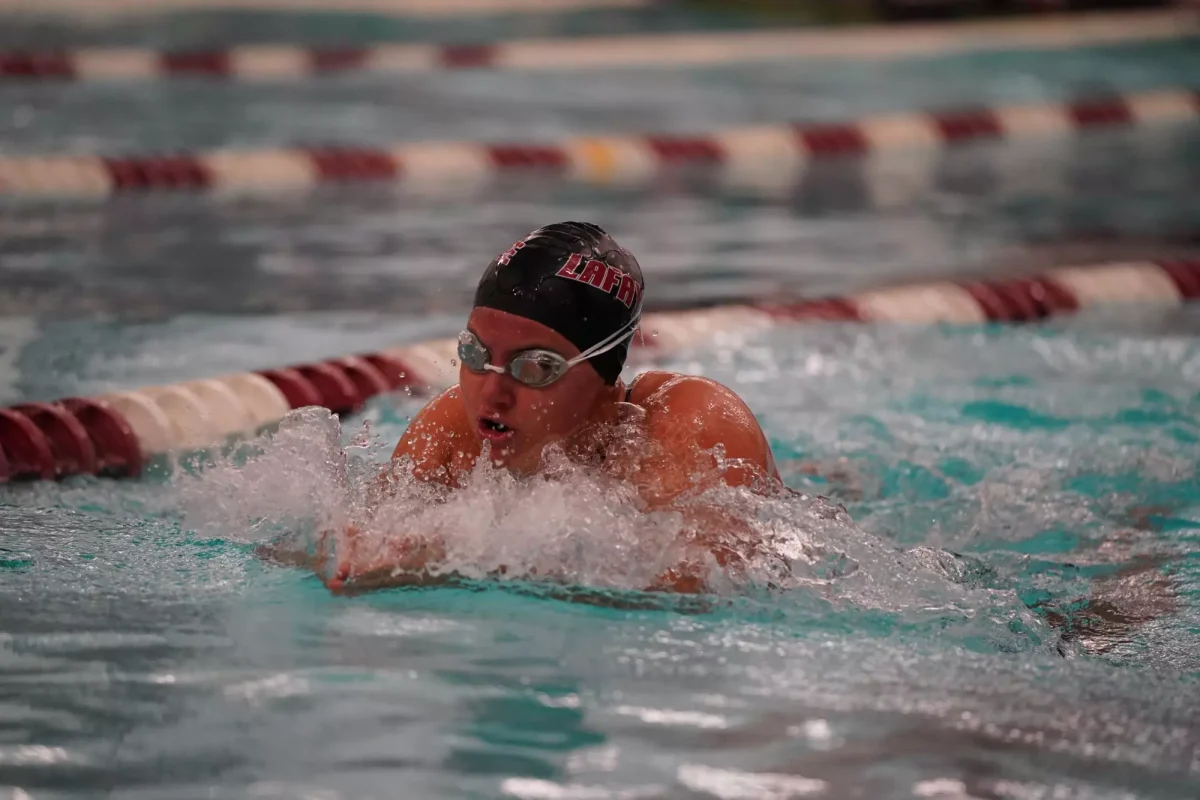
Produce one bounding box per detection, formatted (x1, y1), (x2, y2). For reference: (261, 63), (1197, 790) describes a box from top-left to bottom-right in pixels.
(478, 369), (515, 411)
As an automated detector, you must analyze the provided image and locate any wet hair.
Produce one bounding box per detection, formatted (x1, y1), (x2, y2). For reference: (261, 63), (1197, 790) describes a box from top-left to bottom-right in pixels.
(472, 222), (645, 385)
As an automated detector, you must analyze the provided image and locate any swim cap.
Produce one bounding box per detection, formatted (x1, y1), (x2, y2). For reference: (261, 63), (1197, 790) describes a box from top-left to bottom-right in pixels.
(472, 222), (644, 385)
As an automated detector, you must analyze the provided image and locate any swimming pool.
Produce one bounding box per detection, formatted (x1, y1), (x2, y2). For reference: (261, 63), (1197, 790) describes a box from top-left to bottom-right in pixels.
(2, 4), (1199, 799)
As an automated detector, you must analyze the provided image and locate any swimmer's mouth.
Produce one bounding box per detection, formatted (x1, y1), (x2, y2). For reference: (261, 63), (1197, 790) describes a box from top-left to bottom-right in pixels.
(477, 417), (515, 441)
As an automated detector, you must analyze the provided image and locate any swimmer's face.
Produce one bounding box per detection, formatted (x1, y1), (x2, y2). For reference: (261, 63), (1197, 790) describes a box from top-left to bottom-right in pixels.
(459, 308), (612, 474)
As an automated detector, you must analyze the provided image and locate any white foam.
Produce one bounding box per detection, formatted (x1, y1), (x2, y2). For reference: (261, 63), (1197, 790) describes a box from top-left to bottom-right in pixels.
(166, 406), (1042, 641)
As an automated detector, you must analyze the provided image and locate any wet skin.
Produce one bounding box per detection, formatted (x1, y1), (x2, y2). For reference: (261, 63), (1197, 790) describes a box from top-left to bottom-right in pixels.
(322, 307), (783, 594)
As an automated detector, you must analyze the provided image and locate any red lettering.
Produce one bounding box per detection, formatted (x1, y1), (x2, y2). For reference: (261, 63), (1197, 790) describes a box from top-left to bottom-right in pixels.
(551, 255), (641, 308)
(600, 265), (622, 294)
(554, 252), (583, 278)
(615, 274), (637, 308)
(577, 259), (607, 288)
(497, 239), (525, 266)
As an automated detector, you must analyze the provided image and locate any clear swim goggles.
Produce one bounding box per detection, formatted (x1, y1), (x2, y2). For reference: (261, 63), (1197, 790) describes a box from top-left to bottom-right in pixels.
(457, 306), (642, 389)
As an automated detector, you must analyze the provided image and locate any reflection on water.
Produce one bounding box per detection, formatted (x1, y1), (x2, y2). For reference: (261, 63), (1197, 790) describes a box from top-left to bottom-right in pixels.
(2, 6), (1199, 793)
(2, 123), (1199, 321)
(2, 311), (1198, 798)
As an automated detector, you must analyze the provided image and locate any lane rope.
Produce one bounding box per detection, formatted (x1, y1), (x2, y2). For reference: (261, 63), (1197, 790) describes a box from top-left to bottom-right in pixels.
(0, 10), (1192, 83)
(0, 88), (1196, 202)
(2, 257), (1197, 483)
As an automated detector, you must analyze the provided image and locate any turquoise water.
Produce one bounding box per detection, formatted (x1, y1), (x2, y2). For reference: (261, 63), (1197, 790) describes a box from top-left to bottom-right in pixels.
(2, 307), (1199, 798)
(2, 39), (1199, 156)
(0, 5), (797, 49)
(3, 4), (1200, 798)
(2, 123), (1200, 321)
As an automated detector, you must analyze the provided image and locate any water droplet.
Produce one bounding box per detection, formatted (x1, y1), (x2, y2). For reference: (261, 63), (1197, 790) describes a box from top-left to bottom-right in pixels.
(651, 330), (659, 338)
(450, 358), (457, 366)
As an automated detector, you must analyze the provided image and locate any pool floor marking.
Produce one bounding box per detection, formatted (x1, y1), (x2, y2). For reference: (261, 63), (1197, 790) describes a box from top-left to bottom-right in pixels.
(0, 0), (649, 19)
(4, 87), (1197, 201)
(5, 258), (1199, 484)
(2, 9), (1194, 82)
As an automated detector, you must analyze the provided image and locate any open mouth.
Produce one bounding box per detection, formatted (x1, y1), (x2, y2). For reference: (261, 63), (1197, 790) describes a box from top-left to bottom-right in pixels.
(477, 417), (516, 442)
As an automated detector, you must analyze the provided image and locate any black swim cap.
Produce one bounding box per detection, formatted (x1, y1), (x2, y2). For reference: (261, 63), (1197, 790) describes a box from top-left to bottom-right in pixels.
(473, 222), (645, 385)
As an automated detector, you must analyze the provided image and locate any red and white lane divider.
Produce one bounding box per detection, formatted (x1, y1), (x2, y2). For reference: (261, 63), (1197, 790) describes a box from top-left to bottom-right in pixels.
(0, 10), (1191, 83)
(1, 258), (1198, 484)
(0, 0), (647, 20)
(0, 88), (1196, 201)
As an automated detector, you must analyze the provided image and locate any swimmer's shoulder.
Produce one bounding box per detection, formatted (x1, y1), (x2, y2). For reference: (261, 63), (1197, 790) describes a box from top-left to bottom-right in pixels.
(391, 385), (479, 485)
(628, 370), (778, 479)
(627, 370), (751, 417)
(624, 369), (675, 405)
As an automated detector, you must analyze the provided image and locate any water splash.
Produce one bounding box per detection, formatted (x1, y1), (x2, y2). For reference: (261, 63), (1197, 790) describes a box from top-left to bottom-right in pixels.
(172, 406), (361, 544)
(166, 407), (1044, 647)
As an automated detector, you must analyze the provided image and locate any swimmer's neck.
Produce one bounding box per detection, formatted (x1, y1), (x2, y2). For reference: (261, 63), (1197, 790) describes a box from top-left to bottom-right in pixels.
(548, 379), (632, 468)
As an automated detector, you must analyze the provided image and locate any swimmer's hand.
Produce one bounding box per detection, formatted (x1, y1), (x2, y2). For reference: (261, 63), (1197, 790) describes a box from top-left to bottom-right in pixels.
(318, 524), (447, 594)
(647, 553), (710, 594)
(645, 503), (765, 595)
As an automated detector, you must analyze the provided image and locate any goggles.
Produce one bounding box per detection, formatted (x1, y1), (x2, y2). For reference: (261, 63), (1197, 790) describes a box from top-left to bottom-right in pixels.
(457, 306), (642, 389)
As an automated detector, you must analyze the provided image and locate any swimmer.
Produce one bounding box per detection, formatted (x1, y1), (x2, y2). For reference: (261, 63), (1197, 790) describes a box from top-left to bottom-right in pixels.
(321, 221), (784, 594)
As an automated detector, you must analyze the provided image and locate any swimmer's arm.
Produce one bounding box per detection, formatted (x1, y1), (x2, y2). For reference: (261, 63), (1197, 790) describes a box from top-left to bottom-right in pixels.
(382, 387), (467, 491)
(635, 377), (779, 508)
(633, 380), (780, 592)
(314, 390), (469, 592)
(364, 386), (473, 515)
(319, 526), (449, 594)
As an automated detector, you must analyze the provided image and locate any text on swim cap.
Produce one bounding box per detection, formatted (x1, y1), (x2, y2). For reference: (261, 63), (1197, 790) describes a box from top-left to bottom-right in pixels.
(553, 252), (641, 309)
(496, 240), (526, 266)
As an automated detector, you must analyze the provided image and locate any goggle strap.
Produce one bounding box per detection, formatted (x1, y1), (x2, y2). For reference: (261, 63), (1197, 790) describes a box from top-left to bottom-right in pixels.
(567, 302), (643, 367)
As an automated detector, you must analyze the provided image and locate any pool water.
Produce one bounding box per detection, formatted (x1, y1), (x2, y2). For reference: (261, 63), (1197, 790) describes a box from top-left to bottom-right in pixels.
(3, 39), (1200, 156)
(2, 3), (1200, 799)
(2, 306), (1199, 799)
(3, 122), (1200, 321)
